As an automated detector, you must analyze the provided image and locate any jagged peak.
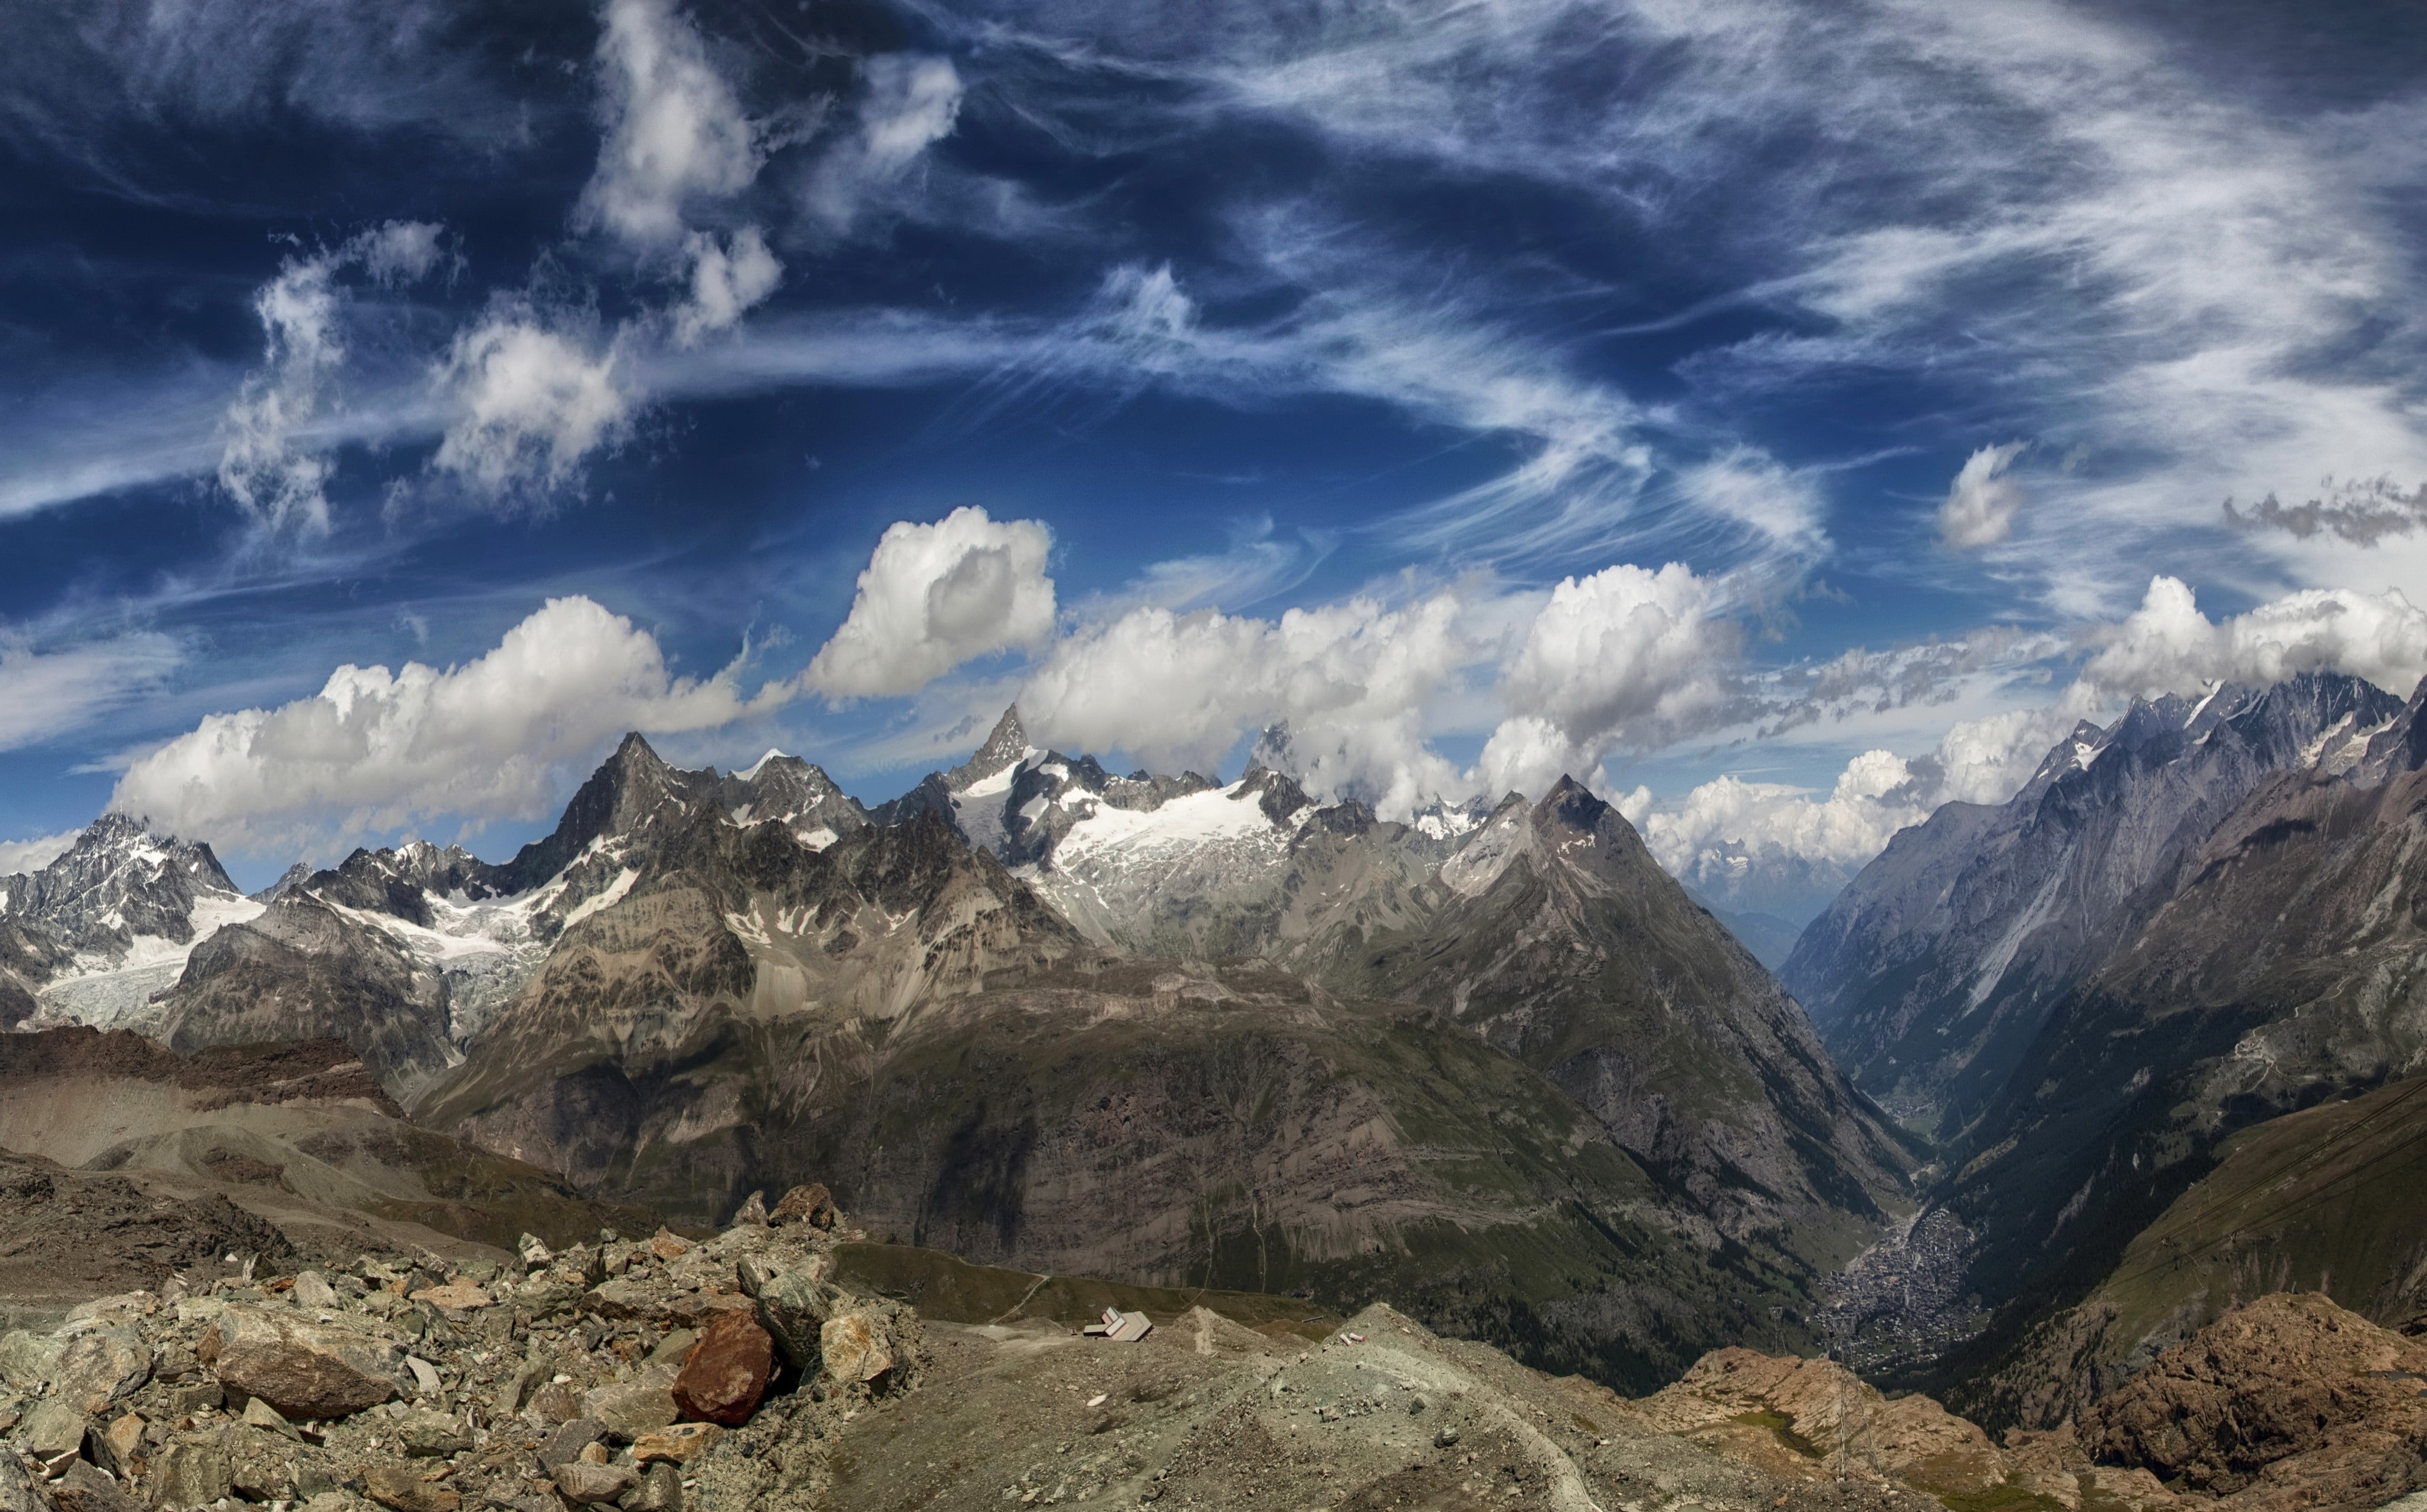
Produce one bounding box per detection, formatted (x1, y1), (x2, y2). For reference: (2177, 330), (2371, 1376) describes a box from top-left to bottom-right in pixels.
(946, 705), (1032, 791)
(737, 748), (793, 781)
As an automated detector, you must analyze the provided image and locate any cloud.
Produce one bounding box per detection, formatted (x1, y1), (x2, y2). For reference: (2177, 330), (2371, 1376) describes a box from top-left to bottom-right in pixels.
(0, 830), (81, 876)
(430, 308), (631, 496)
(1479, 563), (1740, 797)
(2082, 575), (2427, 700)
(804, 507), (1058, 699)
(1938, 441), (2027, 549)
(110, 596), (782, 854)
(217, 221), (447, 532)
(0, 632), (184, 754)
(1021, 592), (1470, 813)
(802, 54), (965, 237)
(577, 0), (759, 252)
(672, 227), (784, 347)
(2225, 476), (2427, 547)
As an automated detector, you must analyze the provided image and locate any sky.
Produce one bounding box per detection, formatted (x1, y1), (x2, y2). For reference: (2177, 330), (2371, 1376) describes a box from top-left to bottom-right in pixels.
(5, 0), (2427, 916)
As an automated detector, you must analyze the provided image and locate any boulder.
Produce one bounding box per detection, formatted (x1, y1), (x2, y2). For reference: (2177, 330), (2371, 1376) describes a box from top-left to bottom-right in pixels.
(0, 1331), (61, 1392)
(223, 1426), (296, 1502)
(580, 1373), (678, 1442)
(631, 1423), (719, 1466)
(149, 1439), (232, 1510)
(396, 1409), (472, 1457)
(21, 1399), (87, 1463)
(579, 1278), (664, 1325)
(768, 1184), (834, 1229)
(628, 1463), (681, 1512)
(363, 1465), (461, 1512)
(737, 1254), (832, 1369)
(403, 1357), (441, 1396)
(47, 1464), (136, 1512)
(820, 1308), (893, 1387)
(672, 1312), (773, 1427)
(537, 1417), (608, 1469)
(647, 1231), (690, 1263)
(516, 1234), (553, 1271)
(85, 1413), (144, 1479)
(548, 1463), (638, 1505)
(526, 1380), (581, 1425)
(239, 1397), (298, 1441)
(731, 1192), (768, 1227)
(406, 1282), (490, 1312)
(291, 1271), (339, 1312)
(200, 1306), (403, 1420)
(0, 1448), (51, 1512)
(52, 1330), (148, 1417)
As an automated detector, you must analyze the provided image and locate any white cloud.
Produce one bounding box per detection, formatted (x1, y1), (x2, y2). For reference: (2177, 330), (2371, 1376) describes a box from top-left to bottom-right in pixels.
(1677, 447), (1829, 553)
(1480, 562), (1739, 797)
(217, 221), (446, 532)
(1938, 441), (2027, 549)
(0, 830), (81, 876)
(672, 227), (784, 347)
(804, 507), (1057, 699)
(577, 0), (758, 251)
(803, 54), (964, 236)
(430, 308), (630, 496)
(1020, 592), (1470, 813)
(0, 632), (184, 754)
(2082, 575), (2427, 700)
(110, 596), (782, 854)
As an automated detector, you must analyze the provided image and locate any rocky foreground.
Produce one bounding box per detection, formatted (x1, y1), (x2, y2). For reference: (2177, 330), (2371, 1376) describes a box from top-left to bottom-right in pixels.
(1, 1176), (2418, 1512)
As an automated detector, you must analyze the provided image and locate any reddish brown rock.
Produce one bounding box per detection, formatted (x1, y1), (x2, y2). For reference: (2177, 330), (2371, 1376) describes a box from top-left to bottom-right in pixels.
(2078, 1292), (2427, 1511)
(672, 1310), (774, 1427)
(768, 1183), (834, 1229)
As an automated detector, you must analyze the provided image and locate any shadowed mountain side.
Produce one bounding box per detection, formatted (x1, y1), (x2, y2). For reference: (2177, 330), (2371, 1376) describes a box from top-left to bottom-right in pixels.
(1785, 673), (2403, 1138)
(1360, 780), (1918, 1269)
(1923, 677), (2427, 1419)
(1961, 1072), (2427, 1431)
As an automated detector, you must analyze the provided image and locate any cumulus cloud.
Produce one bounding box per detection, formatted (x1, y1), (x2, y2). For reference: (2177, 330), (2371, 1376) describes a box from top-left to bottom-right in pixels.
(2082, 575), (2427, 700)
(1021, 593), (1469, 813)
(577, 0), (758, 251)
(803, 54), (964, 236)
(218, 221), (447, 531)
(0, 830), (81, 877)
(672, 227), (783, 347)
(804, 507), (1057, 699)
(430, 308), (631, 496)
(110, 596), (781, 854)
(0, 632), (183, 754)
(1937, 441), (2027, 549)
(1479, 563), (1739, 798)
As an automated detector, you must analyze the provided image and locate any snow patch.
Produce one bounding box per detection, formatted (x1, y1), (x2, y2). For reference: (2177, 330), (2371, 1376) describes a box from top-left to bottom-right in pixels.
(561, 867), (638, 930)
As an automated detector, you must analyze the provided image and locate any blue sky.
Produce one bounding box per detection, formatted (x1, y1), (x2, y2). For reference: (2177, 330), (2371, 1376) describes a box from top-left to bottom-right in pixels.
(5, 0), (2427, 914)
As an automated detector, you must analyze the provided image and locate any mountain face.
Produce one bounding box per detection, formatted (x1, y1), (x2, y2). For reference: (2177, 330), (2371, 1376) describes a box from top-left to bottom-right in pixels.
(1783, 672), (2403, 1136)
(1919, 673), (2427, 1405)
(0, 812), (260, 1034)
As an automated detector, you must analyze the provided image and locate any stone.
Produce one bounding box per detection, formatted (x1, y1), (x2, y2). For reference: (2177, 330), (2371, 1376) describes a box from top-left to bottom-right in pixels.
(200, 1306), (403, 1420)
(578, 1280), (664, 1325)
(630, 1423), (719, 1466)
(403, 1357), (441, 1397)
(239, 1397), (298, 1440)
(223, 1426), (297, 1502)
(671, 1313), (772, 1428)
(642, 1331), (697, 1370)
(730, 1192), (767, 1227)
(0, 1448), (49, 1512)
(87, 1413), (145, 1478)
(646, 1231), (689, 1263)
(498, 1363), (540, 1416)
(576, 1443), (608, 1466)
(22, 1399), (87, 1461)
(396, 1409), (471, 1457)
(363, 1465), (461, 1512)
(150, 1439), (232, 1509)
(627, 1463), (681, 1512)
(47, 1464), (136, 1512)
(292, 1272), (339, 1312)
(53, 1330), (149, 1417)
(736, 1256), (831, 1369)
(579, 1374), (677, 1442)
(537, 1418), (606, 1469)
(0, 1330), (60, 1392)
(516, 1234), (552, 1270)
(526, 1381), (581, 1425)
(818, 1309), (892, 1387)
(767, 1185), (834, 1229)
(548, 1463), (636, 1505)
(406, 1283), (491, 1312)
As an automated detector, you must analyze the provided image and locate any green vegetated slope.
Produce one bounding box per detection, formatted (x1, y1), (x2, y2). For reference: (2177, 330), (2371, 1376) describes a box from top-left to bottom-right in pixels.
(1958, 1071), (2427, 1429)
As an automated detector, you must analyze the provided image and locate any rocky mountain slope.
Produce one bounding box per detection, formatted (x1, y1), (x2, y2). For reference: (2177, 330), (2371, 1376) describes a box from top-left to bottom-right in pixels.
(1785, 672), (2401, 1135)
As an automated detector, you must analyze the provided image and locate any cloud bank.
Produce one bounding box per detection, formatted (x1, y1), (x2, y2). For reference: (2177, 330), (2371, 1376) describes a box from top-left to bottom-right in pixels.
(804, 507), (1058, 699)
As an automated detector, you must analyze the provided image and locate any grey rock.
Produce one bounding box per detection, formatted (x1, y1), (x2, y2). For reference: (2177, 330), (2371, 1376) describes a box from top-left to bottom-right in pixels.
(537, 1418), (606, 1470)
(0, 1332), (60, 1393)
(625, 1464), (680, 1512)
(547, 1463), (636, 1506)
(0, 1447), (51, 1512)
(395, 1410), (470, 1458)
(52, 1331), (147, 1417)
(21, 1399), (87, 1462)
(149, 1439), (232, 1510)
(292, 1273), (339, 1313)
(736, 1257), (829, 1370)
(403, 1358), (440, 1397)
(578, 1375), (675, 1443)
(47, 1464), (136, 1512)
(239, 1397), (298, 1441)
